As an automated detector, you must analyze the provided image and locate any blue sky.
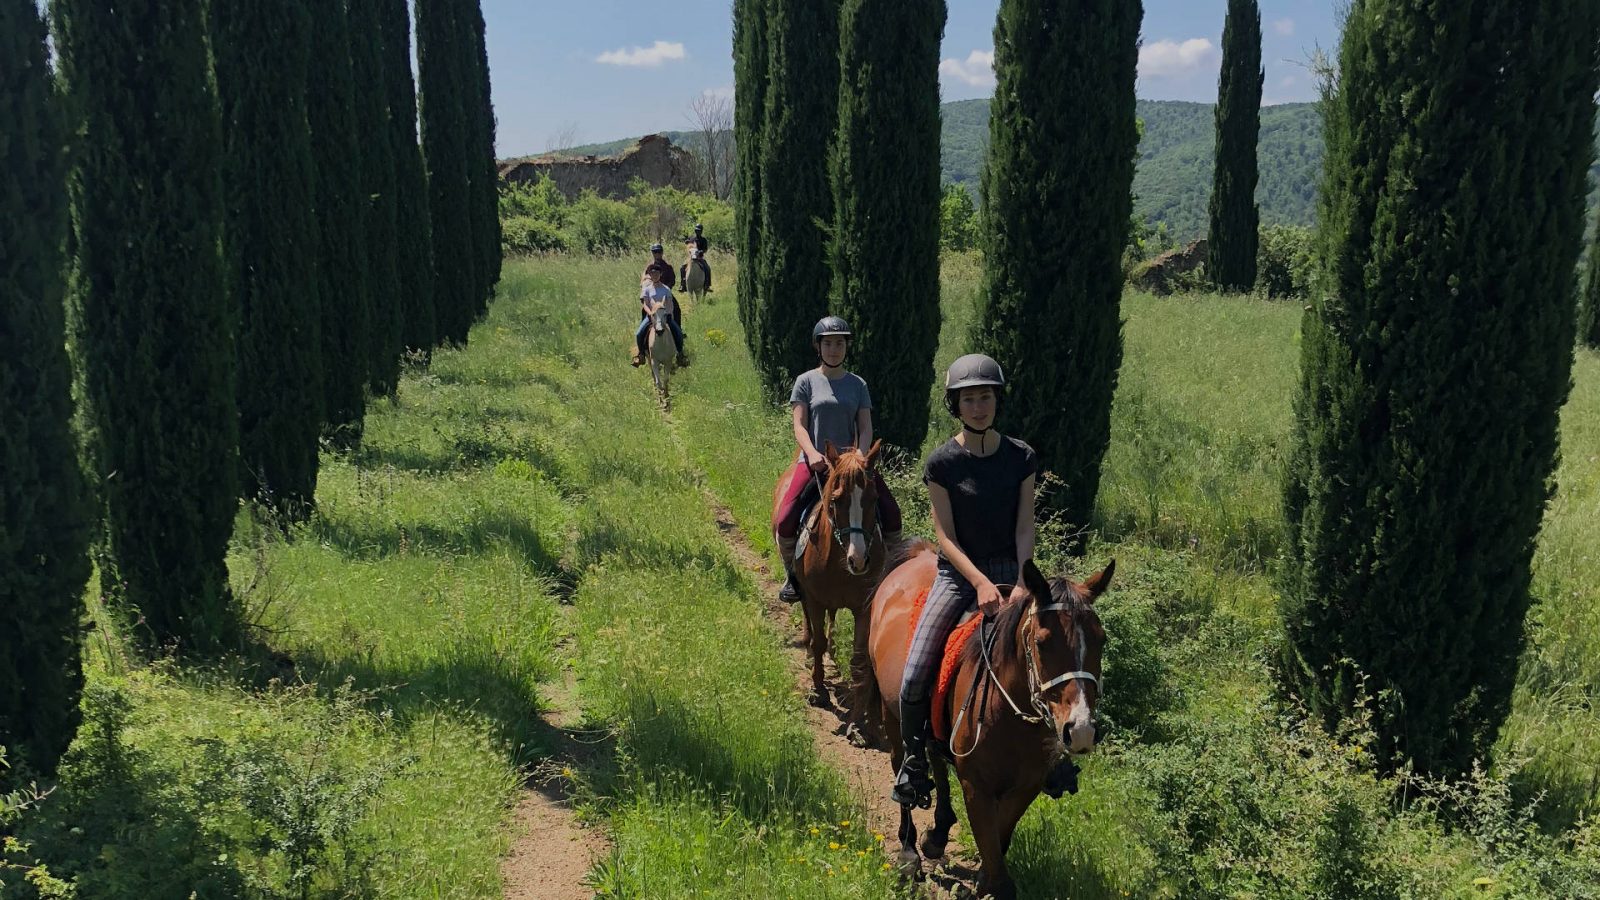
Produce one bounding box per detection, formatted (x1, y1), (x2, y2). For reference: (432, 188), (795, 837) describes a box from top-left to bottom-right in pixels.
(485, 1), (1341, 158)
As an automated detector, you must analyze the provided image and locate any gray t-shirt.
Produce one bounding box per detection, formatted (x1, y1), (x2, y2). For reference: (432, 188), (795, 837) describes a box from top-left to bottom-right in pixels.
(790, 369), (872, 455)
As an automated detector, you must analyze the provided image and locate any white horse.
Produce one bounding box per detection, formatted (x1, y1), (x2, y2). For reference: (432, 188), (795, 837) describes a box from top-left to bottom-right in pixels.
(682, 247), (709, 305)
(646, 300), (678, 410)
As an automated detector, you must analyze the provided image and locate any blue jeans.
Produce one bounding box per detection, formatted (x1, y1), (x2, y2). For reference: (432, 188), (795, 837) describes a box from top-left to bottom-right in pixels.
(636, 312), (684, 357)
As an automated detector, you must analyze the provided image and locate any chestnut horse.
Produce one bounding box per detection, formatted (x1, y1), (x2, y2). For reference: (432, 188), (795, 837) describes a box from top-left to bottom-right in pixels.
(862, 541), (1112, 899)
(771, 441), (885, 744)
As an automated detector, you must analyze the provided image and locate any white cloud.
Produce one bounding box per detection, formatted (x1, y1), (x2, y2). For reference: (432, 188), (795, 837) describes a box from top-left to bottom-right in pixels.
(596, 41), (686, 67)
(1138, 38), (1220, 79)
(1273, 18), (1296, 36)
(939, 50), (996, 88)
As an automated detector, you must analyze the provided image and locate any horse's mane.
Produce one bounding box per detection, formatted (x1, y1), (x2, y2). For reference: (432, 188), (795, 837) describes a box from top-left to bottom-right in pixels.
(827, 447), (870, 485)
(964, 573), (1090, 670)
(867, 537), (937, 598)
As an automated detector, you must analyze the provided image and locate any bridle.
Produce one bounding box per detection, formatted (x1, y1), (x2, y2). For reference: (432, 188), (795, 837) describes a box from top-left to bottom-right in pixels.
(812, 467), (880, 564)
(951, 594), (1100, 758)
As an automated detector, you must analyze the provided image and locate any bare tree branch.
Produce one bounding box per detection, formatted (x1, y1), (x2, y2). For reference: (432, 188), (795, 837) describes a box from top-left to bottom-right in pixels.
(687, 93), (734, 199)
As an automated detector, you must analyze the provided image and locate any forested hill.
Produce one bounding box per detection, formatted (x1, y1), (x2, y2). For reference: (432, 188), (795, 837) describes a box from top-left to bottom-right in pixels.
(942, 98), (1323, 240)
(553, 98), (1600, 243)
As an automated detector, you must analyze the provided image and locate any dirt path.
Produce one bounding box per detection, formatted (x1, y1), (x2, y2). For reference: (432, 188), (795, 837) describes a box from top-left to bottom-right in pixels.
(500, 621), (612, 899)
(708, 502), (981, 896)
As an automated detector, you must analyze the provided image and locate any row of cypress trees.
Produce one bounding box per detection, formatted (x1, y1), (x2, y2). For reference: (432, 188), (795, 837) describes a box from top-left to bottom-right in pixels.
(1207, 0), (1262, 292)
(3, 0), (499, 776)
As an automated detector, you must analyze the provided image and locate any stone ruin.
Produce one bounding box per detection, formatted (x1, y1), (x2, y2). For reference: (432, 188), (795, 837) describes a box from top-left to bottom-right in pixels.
(1130, 237), (1209, 295)
(497, 133), (697, 200)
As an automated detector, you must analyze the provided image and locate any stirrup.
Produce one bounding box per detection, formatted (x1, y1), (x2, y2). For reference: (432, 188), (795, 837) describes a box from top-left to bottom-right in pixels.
(891, 759), (934, 809)
(778, 573), (802, 604)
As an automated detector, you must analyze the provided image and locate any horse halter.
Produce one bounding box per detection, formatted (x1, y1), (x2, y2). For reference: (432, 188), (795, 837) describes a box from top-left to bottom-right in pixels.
(815, 469), (880, 560)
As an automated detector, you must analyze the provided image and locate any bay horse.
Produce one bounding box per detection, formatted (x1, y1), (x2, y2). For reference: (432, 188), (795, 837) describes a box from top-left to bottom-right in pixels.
(771, 441), (885, 745)
(645, 299), (677, 410)
(862, 541), (1112, 899)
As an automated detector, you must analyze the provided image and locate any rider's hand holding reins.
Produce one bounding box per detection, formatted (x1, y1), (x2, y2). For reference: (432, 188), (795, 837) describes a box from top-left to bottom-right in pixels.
(976, 579), (1005, 617)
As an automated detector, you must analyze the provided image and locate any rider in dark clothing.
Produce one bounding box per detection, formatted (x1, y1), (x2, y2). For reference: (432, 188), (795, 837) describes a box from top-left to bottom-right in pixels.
(684, 223), (712, 292)
(644, 243), (676, 289)
(640, 243), (688, 365)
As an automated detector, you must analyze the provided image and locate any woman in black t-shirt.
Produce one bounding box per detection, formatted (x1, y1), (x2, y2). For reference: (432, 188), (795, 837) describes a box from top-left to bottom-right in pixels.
(891, 353), (1038, 807)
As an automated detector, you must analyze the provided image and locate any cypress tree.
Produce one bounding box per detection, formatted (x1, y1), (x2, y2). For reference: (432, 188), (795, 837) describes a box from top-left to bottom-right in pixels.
(1207, 0), (1262, 292)
(417, 0), (477, 346)
(53, 0), (244, 652)
(752, 0), (840, 401)
(971, 0), (1143, 537)
(349, 0), (404, 396)
(1580, 216), (1600, 349)
(307, 0), (370, 447)
(379, 0), (438, 356)
(733, 0), (769, 361)
(831, 0), (945, 452)
(464, 0), (501, 313)
(1282, 0), (1600, 776)
(1, 0), (91, 776)
(212, 0), (325, 518)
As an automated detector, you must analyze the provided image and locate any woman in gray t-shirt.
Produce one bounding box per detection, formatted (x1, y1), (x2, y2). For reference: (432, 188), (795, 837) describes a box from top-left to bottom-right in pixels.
(773, 316), (902, 603)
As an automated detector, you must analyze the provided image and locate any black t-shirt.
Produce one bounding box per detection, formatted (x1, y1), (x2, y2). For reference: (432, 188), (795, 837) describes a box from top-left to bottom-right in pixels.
(922, 435), (1038, 561)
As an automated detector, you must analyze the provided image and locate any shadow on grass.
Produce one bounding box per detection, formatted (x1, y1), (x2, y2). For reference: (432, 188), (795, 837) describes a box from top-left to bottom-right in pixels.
(613, 691), (842, 825)
(309, 508), (569, 580)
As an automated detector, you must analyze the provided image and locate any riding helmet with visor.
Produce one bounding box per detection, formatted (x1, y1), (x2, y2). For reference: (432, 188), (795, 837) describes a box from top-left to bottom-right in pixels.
(812, 316), (853, 346)
(943, 353), (1005, 418)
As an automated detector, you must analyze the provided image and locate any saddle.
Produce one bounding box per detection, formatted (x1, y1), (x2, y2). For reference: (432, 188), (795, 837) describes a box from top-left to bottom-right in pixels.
(905, 590), (987, 742)
(793, 501), (821, 562)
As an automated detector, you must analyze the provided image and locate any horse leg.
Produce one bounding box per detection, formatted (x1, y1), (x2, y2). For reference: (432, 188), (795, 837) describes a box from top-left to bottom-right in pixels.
(895, 803), (921, 875)
(963, 779), (1015, 900)
(843, 609), (873, 748)
(919, 756), (959, 861)
(801, 598), (832, 709)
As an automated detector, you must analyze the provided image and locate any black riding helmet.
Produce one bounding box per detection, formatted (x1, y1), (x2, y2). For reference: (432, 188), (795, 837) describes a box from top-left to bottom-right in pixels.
(693, 222), (704, 234)
(943, 353), (1005, 418)
(812, 315), (852, 346)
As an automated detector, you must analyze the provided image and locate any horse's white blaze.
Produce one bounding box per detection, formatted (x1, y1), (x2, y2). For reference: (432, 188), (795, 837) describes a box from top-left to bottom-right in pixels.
(846, 485), (867, 573)
(1066, 623), (1095, 753)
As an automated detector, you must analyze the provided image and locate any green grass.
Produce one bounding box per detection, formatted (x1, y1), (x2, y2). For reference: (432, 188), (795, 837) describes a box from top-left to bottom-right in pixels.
(17, 249), (1599, 898)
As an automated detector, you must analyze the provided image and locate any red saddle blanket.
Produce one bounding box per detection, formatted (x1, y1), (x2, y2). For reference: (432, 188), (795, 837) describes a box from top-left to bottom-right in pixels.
(906, 589), (984, 741)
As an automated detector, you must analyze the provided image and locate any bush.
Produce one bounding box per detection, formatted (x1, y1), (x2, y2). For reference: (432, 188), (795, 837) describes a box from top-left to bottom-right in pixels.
(567, 191), (634, 254)
(501, 216), (567, 254)
(939, 183), (981, 251)
(1255, 223), (1315, 299)
(498, 175), (567, 227)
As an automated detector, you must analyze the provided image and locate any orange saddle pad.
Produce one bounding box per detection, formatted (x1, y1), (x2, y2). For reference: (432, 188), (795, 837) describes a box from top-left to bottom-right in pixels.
(905, 590), (984, 742)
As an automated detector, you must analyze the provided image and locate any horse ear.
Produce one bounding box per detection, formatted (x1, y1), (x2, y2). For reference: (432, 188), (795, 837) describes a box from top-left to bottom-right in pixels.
(1022, 558), (1052, 604)
(865, 439), (883, 469)
(824, 441), (840, 463)
(1081, 558), (1116, 603)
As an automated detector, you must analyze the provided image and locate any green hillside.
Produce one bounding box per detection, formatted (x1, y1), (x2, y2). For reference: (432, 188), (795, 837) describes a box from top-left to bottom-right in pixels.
(542, 99), (1600, 243)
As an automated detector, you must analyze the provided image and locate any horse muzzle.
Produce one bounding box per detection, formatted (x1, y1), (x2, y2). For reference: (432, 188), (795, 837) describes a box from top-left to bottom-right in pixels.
(1066, 721), (1097, 755)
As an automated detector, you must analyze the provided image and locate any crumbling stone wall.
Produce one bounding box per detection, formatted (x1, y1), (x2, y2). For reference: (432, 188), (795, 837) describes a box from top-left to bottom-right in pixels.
(498, 133), (696, 199)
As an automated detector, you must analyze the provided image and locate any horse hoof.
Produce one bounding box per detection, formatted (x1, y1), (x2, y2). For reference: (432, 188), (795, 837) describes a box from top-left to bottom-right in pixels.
(919, 837), (948, 862)
(894, 849), (922, 876)
(806, 688), (833, 709)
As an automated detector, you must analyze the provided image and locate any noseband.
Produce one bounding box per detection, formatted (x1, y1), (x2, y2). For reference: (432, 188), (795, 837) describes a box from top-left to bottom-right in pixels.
(814, 469), (880, 563)
(951, 596), (1100, 758)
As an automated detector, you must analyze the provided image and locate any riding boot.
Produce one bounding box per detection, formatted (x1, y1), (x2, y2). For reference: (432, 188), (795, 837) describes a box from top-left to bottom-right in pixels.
(1042, 757), (1081, 799)
(891, 696), (936, 808)
(777, 536), (802, 604)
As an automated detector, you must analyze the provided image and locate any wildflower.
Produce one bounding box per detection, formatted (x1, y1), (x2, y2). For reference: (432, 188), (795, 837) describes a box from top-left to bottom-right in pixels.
(840, 820), (850, 827)
(829, 842), (841, 850)
(810, 827), (820, 835)
(881, 863), (892, 871)
(873, 832), (885, 842)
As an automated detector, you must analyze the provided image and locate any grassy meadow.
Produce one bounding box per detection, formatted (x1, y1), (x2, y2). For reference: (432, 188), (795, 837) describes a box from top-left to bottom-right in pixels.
(10, 250), (1599, 898)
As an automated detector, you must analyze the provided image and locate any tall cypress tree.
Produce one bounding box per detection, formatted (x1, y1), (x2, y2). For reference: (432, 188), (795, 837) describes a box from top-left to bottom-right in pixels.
(1, 0), (91, 776)
(831, 0), (945, 452)
(1282, 0), (1600, 776)
(752, 0), (839, 401)
(307, 0), (370, 447)
(733, 0), (769, 362)
(53, 0), (243, 652)
(379, 0), (437, 356)
(417, 0), (477, 346)
(971, 0), (1142, 537)
(464, 0), (501, 313)
(1580, 215), (1600, 349)
(349, 0), (403, 396)
(1207, 0), (1262, 292)
(212, 0), (325, 518)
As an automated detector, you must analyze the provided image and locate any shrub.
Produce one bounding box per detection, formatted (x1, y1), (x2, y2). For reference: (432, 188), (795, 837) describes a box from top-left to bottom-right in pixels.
(939, 183), (981, 252)
(1255, 223), (1314, 299)
(500, 216), (568, 254)
(567, 191), (634, 254)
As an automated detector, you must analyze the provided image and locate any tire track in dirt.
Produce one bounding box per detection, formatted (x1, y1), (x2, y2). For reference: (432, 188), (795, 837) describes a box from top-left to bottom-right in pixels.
(500, 613), (612, 899)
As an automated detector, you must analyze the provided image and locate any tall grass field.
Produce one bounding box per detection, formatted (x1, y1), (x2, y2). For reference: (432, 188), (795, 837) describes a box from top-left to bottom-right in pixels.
(8, 251), (1598, 898)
